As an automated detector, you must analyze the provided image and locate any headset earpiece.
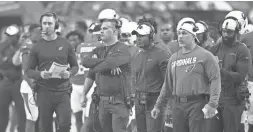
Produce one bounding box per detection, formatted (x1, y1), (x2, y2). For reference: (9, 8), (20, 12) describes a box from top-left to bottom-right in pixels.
(139, 22), (155, 40)
(181, 21), (199, 33)
(116, 19), (122, 29)
(197, 21), (209, 41)
(40, 12), (60, 30)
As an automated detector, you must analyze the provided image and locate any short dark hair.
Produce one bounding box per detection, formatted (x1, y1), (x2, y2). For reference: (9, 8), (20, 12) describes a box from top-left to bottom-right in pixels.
(65, 30), (84, 41)
(76, 21), (88, 32)
(137, 16), (158, 34)
(40, 12), (59, 24)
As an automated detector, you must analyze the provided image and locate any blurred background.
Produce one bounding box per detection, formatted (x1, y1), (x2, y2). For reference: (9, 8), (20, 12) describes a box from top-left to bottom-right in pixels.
(1, 1), (253, 42)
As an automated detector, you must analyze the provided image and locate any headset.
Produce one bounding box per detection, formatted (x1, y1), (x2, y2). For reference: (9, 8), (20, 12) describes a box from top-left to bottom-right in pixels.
(178, 20), (199, 44)
(197, 20), (209, 41)
(218, 16), (241, 35)
(138, 22), (156, 41)
(180, 20), (199, 33)
(39, 12), (60, 30)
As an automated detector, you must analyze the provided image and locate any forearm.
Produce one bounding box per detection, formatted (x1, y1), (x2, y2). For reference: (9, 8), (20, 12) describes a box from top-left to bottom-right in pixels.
(25, 69), (41, 80)
(83, 78), (95, 95)
(155, 85), (171, 108)
(208, 78), (221, 108)
(82, 57), (104, 68)
(221, 68), (243, 83)
(23, 74), (35, 86)
(69, 66), (78, 76)
(12, 50), (21, 66)
(91, 57), (129, 73)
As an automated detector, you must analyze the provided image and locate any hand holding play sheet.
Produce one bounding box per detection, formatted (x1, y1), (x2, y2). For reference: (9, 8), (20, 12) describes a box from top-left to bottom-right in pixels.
(48, 62), (69, 79)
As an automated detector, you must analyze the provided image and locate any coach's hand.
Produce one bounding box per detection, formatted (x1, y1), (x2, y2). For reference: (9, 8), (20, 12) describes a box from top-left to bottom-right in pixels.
(40, 70), (52, 79)
(202, 104), (216, 119)
(151, 106), (160, 119)
(60, 71), (71, 79)
(81, 96), (88, 108)
(111, 67), (122, 75)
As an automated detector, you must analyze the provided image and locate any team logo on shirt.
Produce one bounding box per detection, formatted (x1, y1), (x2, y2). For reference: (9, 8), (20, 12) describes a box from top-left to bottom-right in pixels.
(185, 64), (195, 73)
(58, 46), (63, 50)
(171, 57), (197, 69)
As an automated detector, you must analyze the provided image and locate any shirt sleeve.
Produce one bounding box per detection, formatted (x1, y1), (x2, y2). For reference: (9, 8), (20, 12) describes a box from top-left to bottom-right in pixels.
(155, 57), (173, 108)
(82, 47), (104, 68)
(86, 69), (95, 81)
(205, 53), (221, 109)
(21, 51), (29, 71)
(90, 44), (131, 73)
(25, 45), (41, 80)
(158, 50), (170, 80)
(67, 42), (79, 76)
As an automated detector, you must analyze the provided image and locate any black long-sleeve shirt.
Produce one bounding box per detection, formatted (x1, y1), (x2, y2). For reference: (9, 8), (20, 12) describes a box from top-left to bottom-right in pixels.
(25, 37), (78, 92)
(82, 42), (131, 96)
(132, 45), (170, 93)
(209, 41), (252, 104)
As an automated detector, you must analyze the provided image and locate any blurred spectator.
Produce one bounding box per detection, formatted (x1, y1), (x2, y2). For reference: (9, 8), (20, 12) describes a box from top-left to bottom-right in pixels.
(75, 20), (88, 36)
(0, 24), (26, 132)
(66, 30), (85, 132)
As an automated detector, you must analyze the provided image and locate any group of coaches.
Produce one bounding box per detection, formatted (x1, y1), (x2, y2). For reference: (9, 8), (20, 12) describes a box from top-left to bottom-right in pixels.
(0, 8), (253, 132)
(82, 9), (252, 132)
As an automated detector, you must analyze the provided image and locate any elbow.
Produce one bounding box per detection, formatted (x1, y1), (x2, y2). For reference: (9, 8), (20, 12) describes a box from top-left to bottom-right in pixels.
(230, 73), (244, 83)
(70, 66), (79, 75)
(82, 58), (98, 68)
(82, 62), (92, 68)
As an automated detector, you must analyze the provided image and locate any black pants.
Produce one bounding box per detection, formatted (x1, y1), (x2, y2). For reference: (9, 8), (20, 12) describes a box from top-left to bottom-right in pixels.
(0, 79), (26, 132)
(217, 103), (244, 132)
(172, 99), (211, 132)
(135, 95), (166, 132)
(37, 89), (72, 132)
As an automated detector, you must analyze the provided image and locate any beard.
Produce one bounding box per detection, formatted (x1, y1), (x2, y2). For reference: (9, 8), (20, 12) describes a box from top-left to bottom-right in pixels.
(222, 36), (235, 46)
(137, 43), (148, 49)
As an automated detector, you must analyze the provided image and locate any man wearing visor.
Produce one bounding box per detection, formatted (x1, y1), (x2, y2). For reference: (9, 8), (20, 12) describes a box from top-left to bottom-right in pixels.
(131, 17), (170, 132)
(151, 18), (221, 132)
(210, 17), (252, 132)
